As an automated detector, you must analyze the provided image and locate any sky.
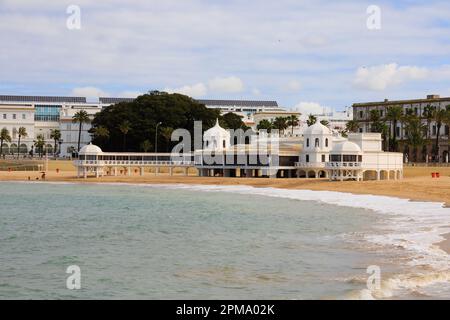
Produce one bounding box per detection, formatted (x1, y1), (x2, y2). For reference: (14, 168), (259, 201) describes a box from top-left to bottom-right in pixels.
(1, 0), (450, 114)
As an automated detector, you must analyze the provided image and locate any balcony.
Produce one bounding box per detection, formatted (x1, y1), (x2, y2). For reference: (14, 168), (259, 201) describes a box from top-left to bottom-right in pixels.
(74, 160), (195, 167)
(325, 162), (362, 169)
(295, 162), (326, 168)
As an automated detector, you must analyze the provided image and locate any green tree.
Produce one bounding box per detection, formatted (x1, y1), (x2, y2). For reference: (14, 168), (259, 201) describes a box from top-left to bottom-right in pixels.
(220, 113), (248, 130)
(386, 106), (404, 151)
(433, 108), (447, 161)
(92, 126), (110, 144)
(140, 139), (152, 152)
(286, 115), (299, 135)
(0, 128), (12, 155)
(119, 120), (131, 151)
(423, 104), (435, 140)
(369, 109), (385, 133)
(72, 110), (90, 152)
(256, 119), (273, 132)
(34, 134), (45, 158)
(320, 119), (329, 127)
(17, 127), (27, 157)
(404, 115), (426, 162)
(345, 120), (359, 133)
(50, 129), (61, 157)
(272, 117), (289, 135)
(306, 114), (317, 126)
(160, 127), (174, 152)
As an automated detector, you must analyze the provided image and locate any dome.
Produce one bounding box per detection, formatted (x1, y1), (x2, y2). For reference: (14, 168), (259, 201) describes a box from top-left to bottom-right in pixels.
(303, 122), (331, 135)
(204, 119), (229, 137)
(331, 141), (362, 154)
(79, 143), (103, 155)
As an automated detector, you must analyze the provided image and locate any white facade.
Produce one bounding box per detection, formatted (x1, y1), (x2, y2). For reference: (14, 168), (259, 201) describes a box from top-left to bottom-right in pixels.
(0, 104), (35, 155)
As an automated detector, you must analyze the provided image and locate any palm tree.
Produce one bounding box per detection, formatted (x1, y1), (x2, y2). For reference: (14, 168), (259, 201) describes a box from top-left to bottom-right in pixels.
(345, 120), (359, 133)
(256, 119), (273, 132)
(386, 106), (403, 151)
(272, 117), (289, 135)
(72, 110), (90, 152)
(119, 120), (131, 151)
(92, 126), (110, 145)
(320, 119), (329, 127)
(160, 127), (174, 152)
(50, 129), (61, 157)
(433, 108), (447, 162)
(17, 127), (27, 158)
(34, 134), (45, 158)
(306, 114), (317, 126)
(0, 128), (12, 156)
(140, 139), (152, 152)
(404, 115), (426, 162)
(423, 104), (435, 140)
(286, 115), (299, 135)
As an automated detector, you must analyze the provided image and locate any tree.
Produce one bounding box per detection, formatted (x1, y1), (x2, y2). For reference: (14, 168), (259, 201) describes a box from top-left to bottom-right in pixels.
(345, 120), (359, 133)
(386, 106), (403, 151)
(320, 119), (329, 127)
(369, 110), (385, 134)
(0, 128), (12, 155)
(272, 117), (289, 135)
(92, 126), (110, 144)
(34, 134), (45, 158)
(433, 108), (447, 162)
(119, 120), (131, 151)
(72, 110), (90, 153)
(404, 115), (426, 162)
(140, 139), (152, 152)
(257, 119), (273, 132)
(306, 114), (317, 126)
(17, 127), (27, 157)
(50, 129), (61, 157)
(286, 115), (299, 135)
(160, 127), (174, 152)
(220, 113), (248, 130)
(91, 93), (220, 152)
(423, 104), (435, 140)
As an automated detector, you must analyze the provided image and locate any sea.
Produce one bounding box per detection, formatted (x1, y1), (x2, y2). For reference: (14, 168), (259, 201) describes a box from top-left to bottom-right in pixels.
(0, 181), (449, 300)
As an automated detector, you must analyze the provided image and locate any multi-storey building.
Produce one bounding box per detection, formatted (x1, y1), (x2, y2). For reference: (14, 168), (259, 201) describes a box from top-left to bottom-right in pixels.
(352, 95), (450, 162)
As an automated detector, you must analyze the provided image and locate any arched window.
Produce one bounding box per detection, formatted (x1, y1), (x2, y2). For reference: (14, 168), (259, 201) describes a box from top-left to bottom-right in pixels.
(223, 140), (226, 148)
(306, 154), (310, 163)
(325, 138), (329, 147)
(306, 138), (310, 147)
(206, 141), (209, 147)
(315, 138), (319, 147)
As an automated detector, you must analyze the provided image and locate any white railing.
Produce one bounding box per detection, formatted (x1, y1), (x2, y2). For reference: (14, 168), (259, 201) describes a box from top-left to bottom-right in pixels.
(295, 162), (326, 168)
(74, 160), (195, 166)
(325, 162), (362, 168)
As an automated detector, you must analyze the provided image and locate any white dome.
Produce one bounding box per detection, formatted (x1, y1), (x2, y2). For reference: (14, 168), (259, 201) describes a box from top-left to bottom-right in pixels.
(79, 143), (103, 155)
(204, 119), (229, 137)
(332, 141), (362, 154)
(303, 122), (331, 135)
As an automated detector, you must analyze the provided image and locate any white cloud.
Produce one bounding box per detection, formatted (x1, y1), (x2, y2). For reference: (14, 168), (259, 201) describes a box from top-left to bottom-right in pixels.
(353, 63), (429, 91)
(165, 83), (207, 97)
(294, 102), (330, 116)
(71, 86), (109, 101)
(252, 88), (261, 96)
(286, 80), (301, 92)
(118, 91), (142, 98)
(208, 76), (244, 93)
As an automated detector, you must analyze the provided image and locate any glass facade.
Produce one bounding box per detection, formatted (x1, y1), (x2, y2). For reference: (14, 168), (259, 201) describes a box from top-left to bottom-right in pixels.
(34, 105), (61, 122)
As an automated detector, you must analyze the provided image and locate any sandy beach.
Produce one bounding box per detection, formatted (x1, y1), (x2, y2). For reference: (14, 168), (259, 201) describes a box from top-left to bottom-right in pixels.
(1, 164), (449, 254)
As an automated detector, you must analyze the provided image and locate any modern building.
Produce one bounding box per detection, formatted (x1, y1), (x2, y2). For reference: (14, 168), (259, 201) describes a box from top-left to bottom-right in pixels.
(352, 94), (450, 162)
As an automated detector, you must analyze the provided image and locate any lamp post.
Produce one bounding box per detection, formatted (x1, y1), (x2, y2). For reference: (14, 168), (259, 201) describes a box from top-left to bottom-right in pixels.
(155, 122), (162, 162)
(58, 139), (63, 158)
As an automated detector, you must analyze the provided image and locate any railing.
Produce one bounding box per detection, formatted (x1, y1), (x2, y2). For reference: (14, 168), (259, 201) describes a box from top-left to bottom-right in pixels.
(295, 162), (326, 168)
(325, 162), (362, 168)
(74, 160), (195, 166)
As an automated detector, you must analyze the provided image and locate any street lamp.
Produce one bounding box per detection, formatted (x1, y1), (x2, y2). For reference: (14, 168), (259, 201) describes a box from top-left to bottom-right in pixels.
(58, 139), (63, 157)
(155, 122), (162, 162)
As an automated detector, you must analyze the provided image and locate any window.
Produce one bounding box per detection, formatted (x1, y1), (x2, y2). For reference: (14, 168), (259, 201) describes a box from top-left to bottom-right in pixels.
(2, 114), (6, 119)
(359, 110), (364, 118)
(330, 155), (341, 162)
(322, 154), (325, 162)
(22, 114), (26, 120)
(12, 114), (16, 120)
(325, 138), (329, 147)
(306, 154), (310, 163)
(358, 155), (363, 162)
(34, 105), (61, 122)
(306, 138), (310, 147)
(380, 110), (384, 117)
(396, 127), (400, 137)
(359, 128), (363, 133)
(315, 138), (319, 147)
(432, 125), (437, 136)
(223, 140), (226, 148)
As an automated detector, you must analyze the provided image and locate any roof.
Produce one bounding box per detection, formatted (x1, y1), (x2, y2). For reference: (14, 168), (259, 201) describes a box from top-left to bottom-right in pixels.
(204, 119), (230, 137)
(303, 122), (331, 135)
(0, 95), (86, 103)
(99, 97), (135, 104)
(331, 141), (362, 154)
(352, 95), (450, 107)
(79, 143), (103, 155)
(197, 99), (279, 107)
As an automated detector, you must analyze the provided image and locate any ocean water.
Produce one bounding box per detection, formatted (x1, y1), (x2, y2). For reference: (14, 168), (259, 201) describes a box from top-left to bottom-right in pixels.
(0, 182), (449, 300)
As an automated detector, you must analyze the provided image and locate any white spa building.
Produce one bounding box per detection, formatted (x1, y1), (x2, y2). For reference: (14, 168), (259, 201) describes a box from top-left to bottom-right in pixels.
(74, 120), (403, 181)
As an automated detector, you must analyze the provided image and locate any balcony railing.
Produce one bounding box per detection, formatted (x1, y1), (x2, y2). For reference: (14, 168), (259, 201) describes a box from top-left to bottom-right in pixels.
(295, 162), (326, 168)
(74, 160), (195, 166)
(325, 162), (362, 168)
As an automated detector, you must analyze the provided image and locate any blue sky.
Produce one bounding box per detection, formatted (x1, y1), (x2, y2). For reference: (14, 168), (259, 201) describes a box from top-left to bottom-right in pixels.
(1, 0), (450, 114)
